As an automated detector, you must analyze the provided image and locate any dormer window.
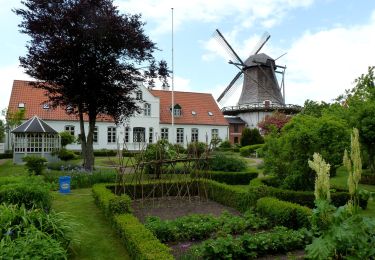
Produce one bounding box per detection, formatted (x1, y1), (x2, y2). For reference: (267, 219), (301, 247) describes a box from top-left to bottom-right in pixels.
(18, 103), (25, 109)
(66, 104), (73, 113)
(43, 103), (49, 109)
(171, 104), (182, 117)
(192, 111), (196, 116)
(136, 90), (142, 100)
(208, 111), (213, 116)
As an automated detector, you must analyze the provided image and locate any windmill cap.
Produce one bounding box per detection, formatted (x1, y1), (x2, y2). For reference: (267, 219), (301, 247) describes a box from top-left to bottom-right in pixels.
(244, 53), (275, 67)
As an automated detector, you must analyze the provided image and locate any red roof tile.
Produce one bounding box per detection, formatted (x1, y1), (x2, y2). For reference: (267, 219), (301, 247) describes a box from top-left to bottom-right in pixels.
(150, 90), (228, 126)
(8, 80), (114, 122)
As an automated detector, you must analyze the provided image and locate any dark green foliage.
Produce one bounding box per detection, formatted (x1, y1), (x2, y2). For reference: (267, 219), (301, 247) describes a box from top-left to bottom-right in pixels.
(256, 197), (312, 229)
(0, 120), (5, 142)
(114, 214), (173, 260)
(191, 226), (311, 259)
(301, 99), (330, 117)
(94, 149), (117, 157)
(241, 128), (264, 146)
(264, 114), (350, 190)
(0, 152), (13, 159)
(57, 148), (77, 161)
(306, 206), (375, 259)
(59, 131), (75, 147)
(240, 144), (265, 157)
(22, 155), (47, 175)
(145, 210), (268, 243)
(0, 204), (75, 260)
(192, 170), (258, 185)
(172, 143), (186, 154)
(187, 142), (207, 157)
(360, 171), (375, 185)
(0, 179), (52, 209)
(92, 184), (132, 217)
(47, 161), (80, 171)
(219, 140), (232, 149)
(209, 153), (247, 172)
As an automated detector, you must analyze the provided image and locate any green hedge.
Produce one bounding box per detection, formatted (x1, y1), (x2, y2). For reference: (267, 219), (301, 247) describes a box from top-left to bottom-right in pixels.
(240, 144), (265, 157)
(92, 184), (132, 217)
(256, 197), (312, 229)
(0, 179), (52, 209)
(360, 172), (375, 185)
(249, 177), (368, 209)
(0, 153), (12, 159)
(192, 170), (258, 185)
(114, 214), (173, 260)
(92, 184), (174, 260)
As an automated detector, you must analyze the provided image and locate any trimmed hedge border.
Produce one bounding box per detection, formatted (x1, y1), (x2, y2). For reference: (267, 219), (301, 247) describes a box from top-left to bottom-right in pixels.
(0, 153), (12, 159)
(239, 144), (265, 157)
(92, 184), (173, 260)
(192, 170), (258, 185)
(256, 197), (312, 229)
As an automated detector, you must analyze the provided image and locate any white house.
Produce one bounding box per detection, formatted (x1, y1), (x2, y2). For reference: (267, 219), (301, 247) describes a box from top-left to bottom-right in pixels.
(7, 80), (229, 152)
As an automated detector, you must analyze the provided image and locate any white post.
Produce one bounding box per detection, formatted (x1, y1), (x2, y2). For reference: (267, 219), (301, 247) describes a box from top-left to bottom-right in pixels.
(171, 7), (175, 145)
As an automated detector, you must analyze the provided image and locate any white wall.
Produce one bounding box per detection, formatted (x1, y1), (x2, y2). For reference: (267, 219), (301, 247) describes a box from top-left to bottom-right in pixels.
(237, 111), (273, 128)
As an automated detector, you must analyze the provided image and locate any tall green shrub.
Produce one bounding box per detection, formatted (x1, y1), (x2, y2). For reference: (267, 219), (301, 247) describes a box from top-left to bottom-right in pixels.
(22, 156), (47, 175)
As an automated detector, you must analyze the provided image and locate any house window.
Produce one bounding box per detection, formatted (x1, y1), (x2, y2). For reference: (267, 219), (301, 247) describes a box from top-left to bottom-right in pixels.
(107, 127), (116, 143)
(171, 104), (182, 117)
(161, 128), (169, 140)
(234, 124), (239, 133)
(43, 103), (49, 109)
(211, 129), (219, 140)
(234, 137), (239, 144)
(25, 133), (43, 153)
(93, 126), (98, 143)
(133, 127), (145, 142)
(176, 128), (184, 144)
(144, 103), (151, 116)
(65, 125), (75, 136)
(191, 128), (198, 142)
(136, 91), (142, 100)
(125, 127), (130, 143)
(149, 127), (153, 143)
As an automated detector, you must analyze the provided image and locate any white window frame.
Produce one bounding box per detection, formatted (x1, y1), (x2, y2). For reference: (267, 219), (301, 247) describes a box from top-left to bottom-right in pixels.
(133, 127), (145, 142)
(211, 129), (219, 140)
(65, 125), (75, 136)
(136, 91), (142, 100)
(149, 127), (153, 143)
(125, 127), (130, 143)
(107, 127), (116, 143)
(144, 103), (151, 116)
(176, 128), (184, 144)
(191, 128), (198, 142)
(161, 128), (169, 140)
(93, 126), (98, 143)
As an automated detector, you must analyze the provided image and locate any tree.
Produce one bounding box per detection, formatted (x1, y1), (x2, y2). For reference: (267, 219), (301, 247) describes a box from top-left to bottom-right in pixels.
(264, 114), (350, 190)
(240, 127), (264, 146)
(15, 0), (168, 171)
(258, 111), (290, 135)
(0, 120), (5, 142)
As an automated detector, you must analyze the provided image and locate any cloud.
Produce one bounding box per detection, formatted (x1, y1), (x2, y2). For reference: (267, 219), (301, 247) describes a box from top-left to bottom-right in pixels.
(116, 0), (314, 35)
(285, 13), (375, 105)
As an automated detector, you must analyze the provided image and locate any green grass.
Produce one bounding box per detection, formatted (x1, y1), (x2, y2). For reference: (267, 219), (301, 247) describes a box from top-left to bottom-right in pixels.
(0, 159), (27, 177)
(331, 166), (375, 217)
(52, 189), (130, 260)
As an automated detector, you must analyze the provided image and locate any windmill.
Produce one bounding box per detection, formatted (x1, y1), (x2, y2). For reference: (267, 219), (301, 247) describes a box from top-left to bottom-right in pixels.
(215, 29), (287, 107)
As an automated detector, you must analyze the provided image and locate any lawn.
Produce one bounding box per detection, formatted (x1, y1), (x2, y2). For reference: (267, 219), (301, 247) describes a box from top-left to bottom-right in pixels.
(0, 159), (27, 177)
(52, 188), (130, 260)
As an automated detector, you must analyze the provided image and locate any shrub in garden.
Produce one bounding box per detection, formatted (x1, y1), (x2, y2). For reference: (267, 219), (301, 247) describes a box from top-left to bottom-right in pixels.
(94, 149), (117, 157)
(57, 148), (77, 161)
(219, 140), (231, 149)
(0, 179), (52, 209)
(239, 144), (265, 157)
(256, 197), (312, 229)
(209, 153), (247, 172)
(190, 226), (311, 259)
(240, 128), (264, 147)
(22, 155), (47, 175)
(59, 131), (75, 147)
(186, 142), (207, 157)
(0, 204), (76, 259)
(192, 170), (258, 185)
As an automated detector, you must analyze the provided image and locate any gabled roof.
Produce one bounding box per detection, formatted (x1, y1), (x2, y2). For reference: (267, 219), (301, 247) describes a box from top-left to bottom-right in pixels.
(225, 117), (246, 124)
(12, 115), (57, 133)
(8, 80), (114, 122)
(150, 90), (228, 126)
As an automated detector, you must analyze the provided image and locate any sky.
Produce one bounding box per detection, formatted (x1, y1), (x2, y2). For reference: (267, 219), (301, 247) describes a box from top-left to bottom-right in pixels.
(1, 0), (375, 117)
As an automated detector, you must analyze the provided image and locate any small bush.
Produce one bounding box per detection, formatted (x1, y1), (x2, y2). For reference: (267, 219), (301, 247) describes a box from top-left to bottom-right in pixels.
(0, 152), (13, 159)
(256, 197), (312, 229)
(92, 184), (132, 217)
(187, 142), (207, 157)
(172, 144), (186, 154)
(22, 155), (47, 175)
(59, 131), (75, 147)
(209, 153), (247, 172)
(219, 140), (231, 149)
(114, 214), (173, 260)
(93, 149), (117, 157)
(192, 170), (258, 185)
(240, 144), (265, 157)
(0, 179), (52, 209)
(56, 148), (77, 161)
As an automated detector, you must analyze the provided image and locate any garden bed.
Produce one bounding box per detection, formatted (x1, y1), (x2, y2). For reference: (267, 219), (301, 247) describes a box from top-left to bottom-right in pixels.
(132, 196), (240, 222)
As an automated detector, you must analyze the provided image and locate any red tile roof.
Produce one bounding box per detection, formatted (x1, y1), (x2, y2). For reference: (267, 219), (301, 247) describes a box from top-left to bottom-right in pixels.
(8, 80), (228, 126)
(150, 90), (228, 126)
(8, 80), (114, 122)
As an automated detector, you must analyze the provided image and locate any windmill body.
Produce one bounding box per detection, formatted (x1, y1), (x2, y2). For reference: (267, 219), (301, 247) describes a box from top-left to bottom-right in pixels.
(239, 53), (284, 106)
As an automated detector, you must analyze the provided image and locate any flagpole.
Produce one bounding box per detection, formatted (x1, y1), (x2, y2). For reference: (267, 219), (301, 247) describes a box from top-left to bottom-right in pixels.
(171, 7), (175, 145)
